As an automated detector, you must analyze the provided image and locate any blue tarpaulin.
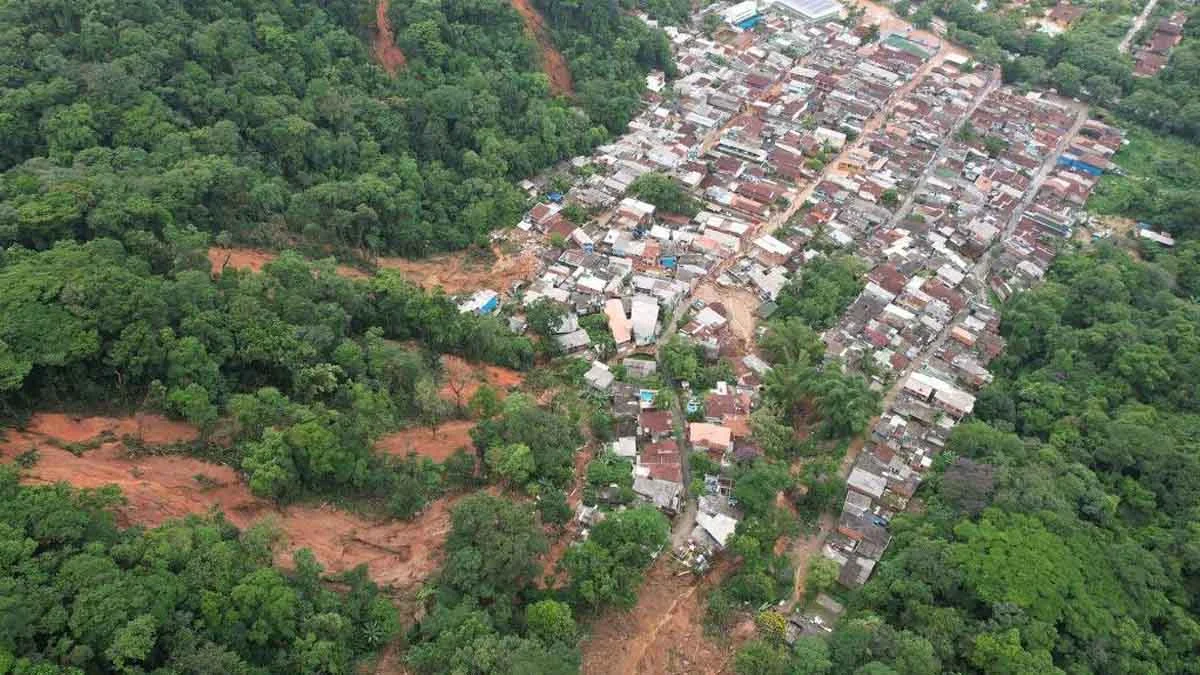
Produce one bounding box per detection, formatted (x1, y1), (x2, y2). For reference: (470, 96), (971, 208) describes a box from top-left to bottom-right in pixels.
(736, 15), (762, 29)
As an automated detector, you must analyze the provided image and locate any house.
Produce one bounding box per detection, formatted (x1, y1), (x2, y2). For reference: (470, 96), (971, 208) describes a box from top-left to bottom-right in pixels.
(623, 357), (658, 379)
(903, 372), (976, 418)
(838, 555), (877, 589)
(612, 436), (638, 459)
(612, 382), (642, 420)
(690, 422), (734, 456)
(742, 354), (773, 376)
(457, 289), (500, 315)
(843, 490), (873, 518)
(704, 391), (744, 422)
(633, 476), (683, 514)
(555, 329), (592, 353)
(722, 0), (760, 26)
(631, 294), (660, 346)
(1138, 228), (1176, 247)
(753, 234), (795, 266)
(617, 197), (657, 228)
(604, 299), (633, 345)
(584, 361), (615, 391)
(771, 0), (842, 22)
(639, 410), (674, 441)
(638, 439), (682, 482)
(693, 512), (739, 552)
(846, 466), (887, 500)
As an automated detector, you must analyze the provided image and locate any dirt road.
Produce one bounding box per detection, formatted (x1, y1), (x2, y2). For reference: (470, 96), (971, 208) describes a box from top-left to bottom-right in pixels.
(509, 0), (574, 96)
(1120, 0), (1160, 53)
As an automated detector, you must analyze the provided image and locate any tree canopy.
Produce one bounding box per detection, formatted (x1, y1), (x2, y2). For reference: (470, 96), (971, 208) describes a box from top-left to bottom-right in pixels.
(0, 466), (398, 673)
(0, 0), (672, 258)
(822, 248), (1200, 674)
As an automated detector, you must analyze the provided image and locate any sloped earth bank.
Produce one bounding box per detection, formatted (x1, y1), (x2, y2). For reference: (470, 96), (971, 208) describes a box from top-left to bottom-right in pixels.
(508, 0), (574, 96)
(374, 420), (476, 463)
(373, 245), (541, 296)
(580, 559), (751, 674)
(373, 0), (407, 75)
(207, 246), (369, 279)
(207, 245), (540, 297)
(373, 356), (523, 461)
(1, 413), (450, 594)
(437, 354), (524, 405)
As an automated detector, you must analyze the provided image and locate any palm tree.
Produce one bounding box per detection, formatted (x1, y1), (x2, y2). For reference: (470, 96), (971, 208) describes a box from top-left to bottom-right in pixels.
(764, 361), (818, 426)
(811, 372), (880, 439)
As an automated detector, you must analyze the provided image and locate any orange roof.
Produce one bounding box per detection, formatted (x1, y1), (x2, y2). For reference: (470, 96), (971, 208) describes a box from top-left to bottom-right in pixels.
(689, 422), (732, 449)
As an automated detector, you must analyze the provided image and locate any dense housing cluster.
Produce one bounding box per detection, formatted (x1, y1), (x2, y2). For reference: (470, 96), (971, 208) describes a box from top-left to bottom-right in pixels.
(484, 0), (1131, 606)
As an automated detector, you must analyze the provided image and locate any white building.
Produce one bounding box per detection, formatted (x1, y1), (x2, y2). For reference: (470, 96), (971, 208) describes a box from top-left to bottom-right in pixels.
(631, 294), (660, 346)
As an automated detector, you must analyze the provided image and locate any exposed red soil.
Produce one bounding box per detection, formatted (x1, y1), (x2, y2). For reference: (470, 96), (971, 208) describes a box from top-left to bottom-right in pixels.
(536, 528), (575, 590)
(535, 448), (592, 590)
(208, 245), (541, 299)
(374, 419), (477, 463)
(207, 247), (369, 279)
(368, 640), (413, 675)
(2, 414), (449, 594)
(374, 245), (541, 297)
(508, 0), (574, 96)
(438, 355), (524, 410)
(580, 558), (746, 675)
(25, 412), (199, 446)
(373, 0), (407, 76)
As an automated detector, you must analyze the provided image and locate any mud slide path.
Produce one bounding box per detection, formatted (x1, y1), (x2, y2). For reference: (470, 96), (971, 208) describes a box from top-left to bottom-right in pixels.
(581, 559), (748, 674)
(1, 413), (450, 594)
(373, 0), (407, 75)
(508, 0), (574, 96)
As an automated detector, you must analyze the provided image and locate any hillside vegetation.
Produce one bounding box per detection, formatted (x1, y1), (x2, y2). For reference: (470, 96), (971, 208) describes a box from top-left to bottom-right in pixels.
(800, 248), (1200, 674)
(0, 466), (398, 673)
(0, 0), (670, 257)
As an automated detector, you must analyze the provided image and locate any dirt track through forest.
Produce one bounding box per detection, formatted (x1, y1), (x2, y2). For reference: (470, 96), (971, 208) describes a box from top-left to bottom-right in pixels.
(508, 0), (574, 96)
(373, 0), (407, 75)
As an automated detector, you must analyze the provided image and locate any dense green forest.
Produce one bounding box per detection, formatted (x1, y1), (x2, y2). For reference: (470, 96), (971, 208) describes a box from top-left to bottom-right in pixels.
(0, 0), (671, 257)
(0, 235), (539, 515)
(773, 248), (1200, 674)
(404, 494), (668, 673)
(0, 466), (399, 673)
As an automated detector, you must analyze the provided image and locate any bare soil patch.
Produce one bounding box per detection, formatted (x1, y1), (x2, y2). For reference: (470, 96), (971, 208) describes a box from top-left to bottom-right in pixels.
(373, 0), (407, 76)
(26, 412), (199, 446)
(580, 559), (743, 675)
(439, 355), (524, 409)
(508, 0), (574, 96)
(375, 244), (540, 297)
(208, 247), (278, 274)
(207, 244), (541, 295)
(694, 282), (760, 349)
(374, 420), (476, 463)
(2, 414), (450, 594)
(207, 247), (369, 279)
